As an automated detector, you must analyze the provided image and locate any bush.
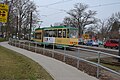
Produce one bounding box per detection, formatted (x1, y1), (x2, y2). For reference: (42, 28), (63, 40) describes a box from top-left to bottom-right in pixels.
(0, 38), (6, 42)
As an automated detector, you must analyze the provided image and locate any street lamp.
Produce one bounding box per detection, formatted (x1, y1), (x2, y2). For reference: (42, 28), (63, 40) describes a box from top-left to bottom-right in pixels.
(38, 21), (43, 28)
(119, 28), (120, 62)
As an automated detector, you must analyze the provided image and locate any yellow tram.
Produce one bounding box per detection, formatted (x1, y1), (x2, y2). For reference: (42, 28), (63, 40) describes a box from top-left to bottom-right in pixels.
(33, 26), (78, 47)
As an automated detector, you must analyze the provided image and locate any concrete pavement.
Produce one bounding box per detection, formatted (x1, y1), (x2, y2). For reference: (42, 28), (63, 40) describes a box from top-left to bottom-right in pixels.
(0, 42), (98, 80)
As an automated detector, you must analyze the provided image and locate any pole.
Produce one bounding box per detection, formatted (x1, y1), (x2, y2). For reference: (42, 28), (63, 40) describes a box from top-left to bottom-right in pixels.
(63, 46), (66, 62)
(118, 28), (120, 62)
(35, 42), (37, 53)
(119, 35), (120, 62)
(97, 52), (100, 78)
(5, 0), (9, 40)
(29, 11), (32, 40)
(77, 48), (80, 68)
(5, 0), (14, 40)
(52, 43), (54, 58)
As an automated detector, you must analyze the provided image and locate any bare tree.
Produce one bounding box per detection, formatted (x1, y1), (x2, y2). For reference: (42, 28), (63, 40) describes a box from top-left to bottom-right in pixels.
(63, 17), (77, 27)
(104, 12), (120, 39)
(96, 19), (108, 41)
(9, 0), (38, 39)
(66, 3), (97, 37)
(95, 12), (120, 40)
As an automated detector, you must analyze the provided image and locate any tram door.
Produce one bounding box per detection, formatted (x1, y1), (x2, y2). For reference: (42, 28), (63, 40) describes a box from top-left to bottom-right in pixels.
(35, 30), (43, 42)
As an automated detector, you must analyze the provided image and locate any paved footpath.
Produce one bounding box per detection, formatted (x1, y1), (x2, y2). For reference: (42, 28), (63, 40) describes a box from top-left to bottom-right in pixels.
(0, 42), (98, 80)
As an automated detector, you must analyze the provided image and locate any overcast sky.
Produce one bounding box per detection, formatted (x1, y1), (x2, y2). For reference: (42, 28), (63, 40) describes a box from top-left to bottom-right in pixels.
(33, 0), (120, 27)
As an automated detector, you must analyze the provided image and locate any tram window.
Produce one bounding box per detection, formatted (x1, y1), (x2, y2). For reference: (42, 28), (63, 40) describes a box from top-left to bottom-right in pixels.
(35, 33), (41, 39)
(44, 30), (49, 37)
(48, 30), (57, 37)
(49, 30), (52, 37)
(63, 29), (66, 38)
(44, 30), (57, 37)
(53, 30), (57, 37)
(67, 29), (69, 38)
(58, 29), (62, 38)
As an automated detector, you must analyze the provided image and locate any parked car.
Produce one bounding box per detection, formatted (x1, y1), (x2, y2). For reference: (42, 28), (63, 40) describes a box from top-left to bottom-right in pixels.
(78, 38), (88, 45)
(98, 40), (103, 45)
(86, 40), (99, 47)
(103, 39), (119, 49)
(78, 38), (84, 45)
(83, 39), (88, 45)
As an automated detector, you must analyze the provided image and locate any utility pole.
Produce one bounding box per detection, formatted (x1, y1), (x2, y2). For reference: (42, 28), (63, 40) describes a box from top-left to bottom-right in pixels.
(5, 0), (13, 40)
(5, 0), (9, 40)
(118, 28), (120, 62)
(29, 11), (32, 40)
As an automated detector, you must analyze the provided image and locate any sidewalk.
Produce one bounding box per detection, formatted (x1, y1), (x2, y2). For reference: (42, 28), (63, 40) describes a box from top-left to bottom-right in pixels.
(0, 42), (98, 80)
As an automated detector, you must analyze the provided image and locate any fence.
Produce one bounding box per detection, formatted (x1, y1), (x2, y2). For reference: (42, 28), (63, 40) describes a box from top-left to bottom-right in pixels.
(9, 39), (120, 80)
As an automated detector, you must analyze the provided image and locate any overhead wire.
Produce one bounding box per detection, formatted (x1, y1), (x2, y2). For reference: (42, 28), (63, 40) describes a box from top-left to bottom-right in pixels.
(39, 7), (67, 13)
(39, 0), (73, 7)
(40, 1), (120, 17)
(38, 0), (71, 13)
(38, 1), (120, 27)
(39, 0), (71, 17)
(90, 2), (120, 8)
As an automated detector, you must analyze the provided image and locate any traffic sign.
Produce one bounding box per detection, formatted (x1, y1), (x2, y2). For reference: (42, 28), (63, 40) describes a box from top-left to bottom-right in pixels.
(0, 4), (9, 23)
(83, 34), (89, 39)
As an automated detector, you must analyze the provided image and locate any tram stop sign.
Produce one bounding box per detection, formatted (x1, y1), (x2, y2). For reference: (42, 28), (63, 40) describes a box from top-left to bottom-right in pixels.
(0, 4), (9, 23)
(83, 34), (89, 39)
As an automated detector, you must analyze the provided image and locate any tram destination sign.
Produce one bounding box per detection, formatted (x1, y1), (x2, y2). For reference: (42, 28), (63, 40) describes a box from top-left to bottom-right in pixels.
(0, 4), (9, 23)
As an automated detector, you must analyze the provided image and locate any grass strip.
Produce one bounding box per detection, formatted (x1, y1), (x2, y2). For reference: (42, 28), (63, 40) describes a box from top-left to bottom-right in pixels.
(0, 46), (53, 80)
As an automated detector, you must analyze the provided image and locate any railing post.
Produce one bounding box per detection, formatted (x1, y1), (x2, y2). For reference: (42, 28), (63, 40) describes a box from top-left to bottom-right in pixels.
(77, 48), (80, 68)
(11, 40), (13, 46)
(23, 42), (25, 49)
(29, 41), (30, 50)
(63, 46), (66, 62)
(12, 39), (14, 46)
(15, 39), (16, 47)
(97, 51), (101, 78)
(52, 43), (55, 57)
(19, 41), (20, 48)
(35, 42), (37, 53)
(43, 43), (45, 54)
(8, 38), (10, 43)
(16, 40), (17, 47)
(22, 41), (24, 49)
(13, 40), (14, 46)
(10, 39), (12, 45)
(53, 43), (54, 50)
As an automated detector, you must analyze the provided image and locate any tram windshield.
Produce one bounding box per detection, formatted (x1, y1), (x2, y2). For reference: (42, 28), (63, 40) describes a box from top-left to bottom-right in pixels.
(69, 29), (78, 38)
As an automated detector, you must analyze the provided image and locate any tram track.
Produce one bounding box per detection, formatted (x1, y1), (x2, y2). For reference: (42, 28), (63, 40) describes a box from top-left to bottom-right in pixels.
(17, 40), (118, 58)
(76, 45), (118, 55)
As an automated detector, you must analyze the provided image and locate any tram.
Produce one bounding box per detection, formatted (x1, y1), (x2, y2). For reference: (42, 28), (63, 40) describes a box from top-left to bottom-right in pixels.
(33, 26), (78, 47)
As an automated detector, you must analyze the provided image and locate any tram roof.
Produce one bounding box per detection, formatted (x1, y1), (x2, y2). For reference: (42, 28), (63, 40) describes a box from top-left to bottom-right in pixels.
(35, 26), (78, 31)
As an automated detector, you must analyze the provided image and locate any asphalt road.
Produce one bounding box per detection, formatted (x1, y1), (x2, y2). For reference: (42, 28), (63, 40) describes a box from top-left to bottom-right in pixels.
(45, 47), (107, 59)
(16, 40), (112, 59)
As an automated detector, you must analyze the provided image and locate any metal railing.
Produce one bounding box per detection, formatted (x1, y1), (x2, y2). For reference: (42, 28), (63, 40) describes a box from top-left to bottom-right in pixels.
(9, 39), (120, 79)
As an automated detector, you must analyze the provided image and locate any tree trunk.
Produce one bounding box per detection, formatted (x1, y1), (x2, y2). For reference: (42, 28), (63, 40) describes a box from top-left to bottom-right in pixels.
(29, 11), (32, 40)
(78, 23), (83, 38)
(16, 16), (18, 39)
(18, 17), (21, 40)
